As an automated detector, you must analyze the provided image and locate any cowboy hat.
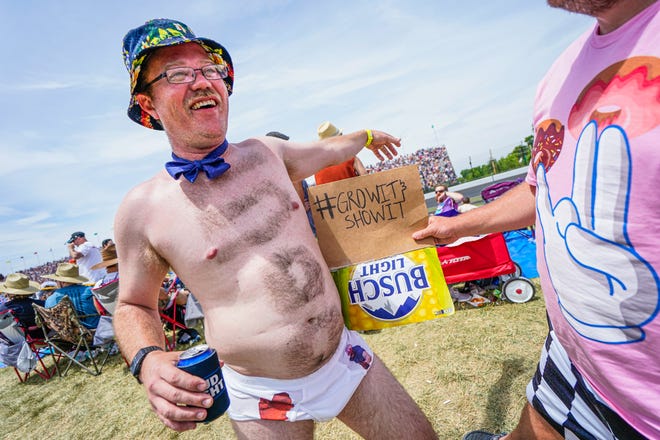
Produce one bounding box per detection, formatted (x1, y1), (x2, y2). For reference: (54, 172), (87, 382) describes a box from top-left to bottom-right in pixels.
(123, 18), (235, 130)
(43, 263), (89, 284)
(91, 244), (119, 270)
(317, 121), (342, 139)
(0, 273), (40, 296)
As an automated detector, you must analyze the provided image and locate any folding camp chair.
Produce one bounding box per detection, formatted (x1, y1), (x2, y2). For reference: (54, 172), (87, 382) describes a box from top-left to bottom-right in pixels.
(32, 296), (111, 376)
(91, 277), (119, 316)
(160, 288), (189, 351)
(89, 278), (129, 366)
(160, 278), (201, 350)
(0, 310), (59, 382)
(184, 293), (204, 328)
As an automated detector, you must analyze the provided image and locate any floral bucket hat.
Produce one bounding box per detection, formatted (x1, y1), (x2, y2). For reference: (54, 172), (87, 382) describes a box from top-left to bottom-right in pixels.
(122, 18), (234, 130)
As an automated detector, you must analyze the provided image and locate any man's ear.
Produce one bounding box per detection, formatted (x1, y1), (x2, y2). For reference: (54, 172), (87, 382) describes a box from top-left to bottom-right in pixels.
(136, 93), (159, 121)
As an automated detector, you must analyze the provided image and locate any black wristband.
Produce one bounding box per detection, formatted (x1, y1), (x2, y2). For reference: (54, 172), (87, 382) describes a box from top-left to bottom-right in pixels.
(129, 346), (164, 384)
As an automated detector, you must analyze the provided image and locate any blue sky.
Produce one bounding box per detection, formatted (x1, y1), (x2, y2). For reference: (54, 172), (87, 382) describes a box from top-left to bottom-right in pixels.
(0, 0), (593, 271)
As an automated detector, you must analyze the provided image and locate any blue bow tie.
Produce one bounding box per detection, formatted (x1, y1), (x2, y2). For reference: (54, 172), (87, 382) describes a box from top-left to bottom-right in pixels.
(164, 140), (230, 183)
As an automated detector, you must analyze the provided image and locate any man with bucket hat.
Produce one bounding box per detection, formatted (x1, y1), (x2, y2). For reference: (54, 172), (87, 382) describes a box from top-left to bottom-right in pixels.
(44, 263), (99, 329)
(114, 18), (436, 438)
(0, 273), (45, 338)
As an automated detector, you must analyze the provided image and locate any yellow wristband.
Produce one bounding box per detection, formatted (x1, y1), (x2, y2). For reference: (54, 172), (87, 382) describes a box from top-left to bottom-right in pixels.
(364, 129), (374, 149)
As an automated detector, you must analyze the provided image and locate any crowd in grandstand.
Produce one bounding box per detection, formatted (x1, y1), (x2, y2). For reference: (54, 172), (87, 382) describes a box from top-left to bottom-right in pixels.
(365, 145), (457, 192)
(0, 257), (68, 284)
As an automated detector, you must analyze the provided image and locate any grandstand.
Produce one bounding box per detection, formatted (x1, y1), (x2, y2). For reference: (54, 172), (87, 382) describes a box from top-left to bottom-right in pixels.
(365, 145), (458, 192)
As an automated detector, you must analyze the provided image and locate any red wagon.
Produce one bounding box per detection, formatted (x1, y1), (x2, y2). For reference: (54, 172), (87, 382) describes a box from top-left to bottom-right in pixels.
(436, 232), (535, 303)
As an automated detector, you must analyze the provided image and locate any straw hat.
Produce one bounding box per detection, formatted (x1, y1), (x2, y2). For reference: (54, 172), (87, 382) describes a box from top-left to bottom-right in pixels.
(43, 263), (89, 284)
(0, 273), (40, 296)
(317, 121), (342, 139)
(91, 244), (119, 270)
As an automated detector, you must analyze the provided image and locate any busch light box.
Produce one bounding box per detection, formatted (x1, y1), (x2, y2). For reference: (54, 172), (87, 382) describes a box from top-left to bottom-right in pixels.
(309, 165), (454, 330)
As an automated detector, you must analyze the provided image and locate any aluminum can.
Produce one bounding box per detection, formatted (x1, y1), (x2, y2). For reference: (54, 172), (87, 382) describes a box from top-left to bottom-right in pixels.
(177, 344), (230, 422)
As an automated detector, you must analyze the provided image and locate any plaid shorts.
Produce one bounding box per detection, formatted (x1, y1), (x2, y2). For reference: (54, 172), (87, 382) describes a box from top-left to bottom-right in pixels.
(526, 326), (646, 440)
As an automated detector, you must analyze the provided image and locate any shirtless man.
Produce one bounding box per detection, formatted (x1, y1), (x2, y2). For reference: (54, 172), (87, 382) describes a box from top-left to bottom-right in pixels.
(114, 19), (437, 439)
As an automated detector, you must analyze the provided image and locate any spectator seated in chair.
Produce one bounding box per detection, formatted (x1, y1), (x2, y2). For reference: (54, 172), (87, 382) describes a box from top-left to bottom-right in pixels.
(0, 273), (45, 339)
(90, 244), (120, 316)
(36, 281), (58, 301)
(44, 263), (100, 329)
(159, 283), (200, 345)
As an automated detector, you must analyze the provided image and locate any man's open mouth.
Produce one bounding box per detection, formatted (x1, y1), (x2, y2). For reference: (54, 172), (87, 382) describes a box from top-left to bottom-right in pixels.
(191, 99), (217, 110)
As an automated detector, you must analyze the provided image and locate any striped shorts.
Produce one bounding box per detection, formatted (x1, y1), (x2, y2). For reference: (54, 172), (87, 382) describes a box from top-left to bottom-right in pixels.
(526, 326), (646, 440)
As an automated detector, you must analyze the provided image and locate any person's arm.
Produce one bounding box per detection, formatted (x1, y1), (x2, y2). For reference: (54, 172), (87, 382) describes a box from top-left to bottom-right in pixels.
(45, 292), (61, 308)
(268, 129), (401, 182)
(353, 156), (368, 176)
(67, 243), (83, 259)
(446, 190), (464, 203)
(175, 289), (189, 306)
(113, 189), (210, 432)
(413, 182), (536, 244)
(292, 179), (306, 203)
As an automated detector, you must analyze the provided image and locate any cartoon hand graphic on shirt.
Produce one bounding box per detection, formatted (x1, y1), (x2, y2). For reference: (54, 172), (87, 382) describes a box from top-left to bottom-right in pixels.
(537, 122), (659, 343)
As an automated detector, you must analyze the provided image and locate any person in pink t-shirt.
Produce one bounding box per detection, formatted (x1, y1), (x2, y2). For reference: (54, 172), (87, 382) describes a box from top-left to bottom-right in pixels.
(414, 1), (659, 439)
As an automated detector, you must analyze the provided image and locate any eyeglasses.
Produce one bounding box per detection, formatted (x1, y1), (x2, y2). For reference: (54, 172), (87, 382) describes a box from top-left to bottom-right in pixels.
(141, 64), (229, 90)
(435, 189), (446, 194)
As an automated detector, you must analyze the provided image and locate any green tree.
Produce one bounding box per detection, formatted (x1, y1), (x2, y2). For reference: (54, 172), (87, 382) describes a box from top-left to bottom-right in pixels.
(455, 132), (534, 183)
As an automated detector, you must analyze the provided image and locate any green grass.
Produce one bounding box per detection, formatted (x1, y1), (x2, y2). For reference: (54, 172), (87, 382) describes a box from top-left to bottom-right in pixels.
(0, 280), (547, 439)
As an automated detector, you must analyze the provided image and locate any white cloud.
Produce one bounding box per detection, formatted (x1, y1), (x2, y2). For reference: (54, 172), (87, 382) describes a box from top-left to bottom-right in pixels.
(15, 211), (52, 226)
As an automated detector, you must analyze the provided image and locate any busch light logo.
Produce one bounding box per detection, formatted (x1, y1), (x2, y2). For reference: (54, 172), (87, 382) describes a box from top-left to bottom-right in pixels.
(348, 255), (429, 320)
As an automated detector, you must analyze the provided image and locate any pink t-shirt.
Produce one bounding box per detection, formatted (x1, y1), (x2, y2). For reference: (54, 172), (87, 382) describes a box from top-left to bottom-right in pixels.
(525, 3), (660, 436)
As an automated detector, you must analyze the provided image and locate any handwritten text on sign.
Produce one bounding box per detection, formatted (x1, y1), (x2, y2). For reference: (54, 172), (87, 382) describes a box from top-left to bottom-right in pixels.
(308, 165), (433, 269)
(312, 179), (408, 229)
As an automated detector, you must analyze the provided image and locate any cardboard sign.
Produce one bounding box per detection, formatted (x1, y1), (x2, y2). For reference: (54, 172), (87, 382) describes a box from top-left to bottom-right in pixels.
(309, 165), (454, 330)
(309, 165), (435, 269)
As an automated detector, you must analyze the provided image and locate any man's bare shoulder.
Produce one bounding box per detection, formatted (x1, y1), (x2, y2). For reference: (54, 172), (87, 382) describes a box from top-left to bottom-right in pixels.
(234, 136), (285, 158)
(115, 172), (174, 225)
(121, 172), (172, 205)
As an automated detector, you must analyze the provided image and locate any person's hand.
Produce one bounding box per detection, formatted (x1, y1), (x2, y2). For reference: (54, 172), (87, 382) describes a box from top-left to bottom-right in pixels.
(365, 130), (401, 161)
(140, 350), (212, 432)
(411, 215), (461, 245)
(537, 122), (658, 343)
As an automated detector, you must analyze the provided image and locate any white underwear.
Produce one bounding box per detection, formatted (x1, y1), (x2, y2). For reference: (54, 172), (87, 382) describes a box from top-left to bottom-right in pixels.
(224, 327), (373, 422)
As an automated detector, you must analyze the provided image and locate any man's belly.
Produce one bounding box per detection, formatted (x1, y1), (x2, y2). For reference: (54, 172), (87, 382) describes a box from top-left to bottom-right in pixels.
(204, 303), (345, 379)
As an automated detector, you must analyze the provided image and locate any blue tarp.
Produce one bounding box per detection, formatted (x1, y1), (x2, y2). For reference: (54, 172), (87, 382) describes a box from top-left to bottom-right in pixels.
(503, 229), (539, 279)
